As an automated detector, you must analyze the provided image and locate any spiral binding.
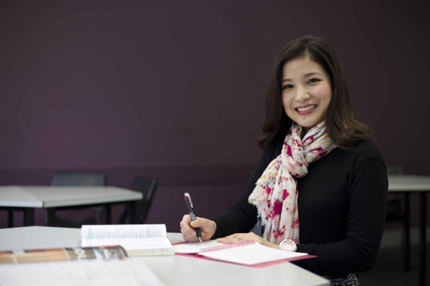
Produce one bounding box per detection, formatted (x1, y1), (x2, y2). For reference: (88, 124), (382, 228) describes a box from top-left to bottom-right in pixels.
(200, 240), (255, 253)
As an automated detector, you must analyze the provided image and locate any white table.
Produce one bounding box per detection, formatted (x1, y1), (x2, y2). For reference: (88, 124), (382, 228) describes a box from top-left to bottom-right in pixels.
(388, 175), (430, 286)
(0, 186), (143, 226)
(0, 226), (330, 286)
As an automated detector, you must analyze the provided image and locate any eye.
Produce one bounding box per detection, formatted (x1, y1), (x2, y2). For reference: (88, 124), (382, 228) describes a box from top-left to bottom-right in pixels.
(282, 84), (293, 90)
(308, 78), (321, 84)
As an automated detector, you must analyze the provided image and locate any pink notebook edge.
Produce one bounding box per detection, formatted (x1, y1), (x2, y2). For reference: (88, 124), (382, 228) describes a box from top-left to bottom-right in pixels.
(174, 247), (317, 268)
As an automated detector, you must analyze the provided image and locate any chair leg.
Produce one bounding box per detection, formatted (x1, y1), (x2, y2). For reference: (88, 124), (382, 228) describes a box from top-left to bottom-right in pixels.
(402, 193), (410, 271)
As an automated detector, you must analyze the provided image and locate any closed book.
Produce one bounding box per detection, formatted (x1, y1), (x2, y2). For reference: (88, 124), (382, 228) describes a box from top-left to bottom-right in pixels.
(0, 245), (127, 264)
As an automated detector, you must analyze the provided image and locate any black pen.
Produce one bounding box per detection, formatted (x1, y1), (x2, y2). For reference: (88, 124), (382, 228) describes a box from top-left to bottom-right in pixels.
(184, 192), (203, 243)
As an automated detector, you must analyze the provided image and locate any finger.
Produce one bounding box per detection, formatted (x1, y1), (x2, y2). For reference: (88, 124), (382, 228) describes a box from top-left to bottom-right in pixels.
(180, 214), (191, 226)
(189, 219), (208, 235)
(183, 230), (200, 242)
(217, 237), (236, 244)
(179, 215), (198, 238)
(189, 216), (205, 228)
(217, 234), (240, 244)
(180, 215), (193, 229)
(217, 233), (257, 244)
(182, 224), (197, 236)
(181, 228), (198, 242)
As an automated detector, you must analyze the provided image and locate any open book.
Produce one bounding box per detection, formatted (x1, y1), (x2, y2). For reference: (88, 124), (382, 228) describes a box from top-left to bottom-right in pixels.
(81, 224), (174, 257)
(175, 240), (314, 266)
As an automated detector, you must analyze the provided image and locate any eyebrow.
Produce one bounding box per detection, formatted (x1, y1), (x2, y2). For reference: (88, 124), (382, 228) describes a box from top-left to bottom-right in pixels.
(282, 72), (322, 82)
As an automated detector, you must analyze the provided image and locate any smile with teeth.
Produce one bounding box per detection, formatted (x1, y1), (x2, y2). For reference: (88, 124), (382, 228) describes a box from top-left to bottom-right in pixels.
(296, 105), (317, 112)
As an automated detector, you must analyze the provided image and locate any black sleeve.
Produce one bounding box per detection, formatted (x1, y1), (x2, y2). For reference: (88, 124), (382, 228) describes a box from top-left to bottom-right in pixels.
(294, 156), (388, 276)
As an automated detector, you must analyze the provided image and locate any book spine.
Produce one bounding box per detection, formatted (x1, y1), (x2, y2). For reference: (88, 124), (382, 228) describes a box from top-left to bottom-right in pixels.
(200, 240), (255, 253)
(0, 246), (127, 264)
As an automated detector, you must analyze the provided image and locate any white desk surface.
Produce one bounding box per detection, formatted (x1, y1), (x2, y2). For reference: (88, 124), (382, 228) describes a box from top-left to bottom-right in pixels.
(0, 186), (143, 208)
(0, 226), (330, 286)
(388, 174), (430, 192)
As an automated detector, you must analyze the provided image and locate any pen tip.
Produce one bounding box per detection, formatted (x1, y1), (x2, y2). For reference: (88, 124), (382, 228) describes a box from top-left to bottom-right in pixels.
(199, 238), (203, 243)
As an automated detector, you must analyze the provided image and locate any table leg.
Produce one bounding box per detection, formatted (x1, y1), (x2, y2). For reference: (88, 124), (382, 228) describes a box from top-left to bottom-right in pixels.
(418, 192), (426, 286)
(403, 192), (410, 271)
(46, 208), (56, 226)
(24, 208), (34, 226)
(105, 205), (111, 224)
(8, 210), (14, 227)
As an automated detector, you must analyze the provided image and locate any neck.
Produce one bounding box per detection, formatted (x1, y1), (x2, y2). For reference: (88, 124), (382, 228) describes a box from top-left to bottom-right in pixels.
(301, 127), (310, 139)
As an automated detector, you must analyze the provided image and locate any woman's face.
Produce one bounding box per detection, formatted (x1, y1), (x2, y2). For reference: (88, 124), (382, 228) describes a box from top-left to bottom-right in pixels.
(281, 55), (332, 134)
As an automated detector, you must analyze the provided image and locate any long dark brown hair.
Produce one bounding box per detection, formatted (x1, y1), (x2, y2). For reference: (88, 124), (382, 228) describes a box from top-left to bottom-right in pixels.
(258, 35), (373, 150)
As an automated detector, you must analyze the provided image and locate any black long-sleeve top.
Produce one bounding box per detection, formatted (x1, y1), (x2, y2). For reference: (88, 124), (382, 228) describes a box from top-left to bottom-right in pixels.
(211, 132), (388, 278)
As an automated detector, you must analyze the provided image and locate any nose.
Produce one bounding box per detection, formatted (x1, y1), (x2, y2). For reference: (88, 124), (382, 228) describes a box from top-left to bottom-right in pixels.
(295, 87), (310, 102)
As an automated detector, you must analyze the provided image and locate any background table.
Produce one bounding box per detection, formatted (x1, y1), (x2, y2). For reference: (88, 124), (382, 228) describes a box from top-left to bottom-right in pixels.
(388, 175), (430, 286)
(0, 226), (330, 286)
(0, 186), (143, 226)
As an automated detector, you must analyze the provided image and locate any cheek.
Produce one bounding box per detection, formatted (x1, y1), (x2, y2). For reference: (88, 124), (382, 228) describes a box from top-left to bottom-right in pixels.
(282, 94), (292, 108)
(282, 95), (294, 115)
(314, 85), (332, 103)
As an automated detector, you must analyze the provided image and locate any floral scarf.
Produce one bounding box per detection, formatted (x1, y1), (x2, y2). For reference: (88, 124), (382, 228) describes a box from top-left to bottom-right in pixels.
(249, 121), (336, 244)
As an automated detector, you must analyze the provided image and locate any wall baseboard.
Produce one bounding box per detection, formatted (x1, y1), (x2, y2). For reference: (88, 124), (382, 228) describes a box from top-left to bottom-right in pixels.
(380, 227), (430, 249)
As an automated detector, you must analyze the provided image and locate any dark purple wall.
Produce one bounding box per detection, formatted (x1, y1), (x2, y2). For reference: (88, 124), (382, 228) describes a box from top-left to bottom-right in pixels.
(1, 0), (429, 231)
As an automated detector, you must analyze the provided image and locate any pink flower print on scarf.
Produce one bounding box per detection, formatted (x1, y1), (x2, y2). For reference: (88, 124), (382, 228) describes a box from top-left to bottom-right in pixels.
(249, 121), (336, 244)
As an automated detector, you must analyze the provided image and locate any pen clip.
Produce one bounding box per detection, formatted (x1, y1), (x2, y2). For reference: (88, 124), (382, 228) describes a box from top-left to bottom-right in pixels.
(184, 192), (193, 208)
(184, 192), (197, 220)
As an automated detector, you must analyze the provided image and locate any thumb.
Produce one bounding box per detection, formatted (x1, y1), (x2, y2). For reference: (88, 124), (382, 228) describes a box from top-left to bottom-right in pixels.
(190, 217), (204, 228)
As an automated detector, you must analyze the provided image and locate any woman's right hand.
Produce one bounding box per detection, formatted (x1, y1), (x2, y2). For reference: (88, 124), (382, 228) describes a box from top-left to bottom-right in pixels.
(179, 215), (217, 242)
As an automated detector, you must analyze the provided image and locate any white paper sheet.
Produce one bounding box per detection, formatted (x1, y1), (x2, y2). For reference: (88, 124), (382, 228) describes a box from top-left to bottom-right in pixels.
(0, 258), (166, 286)
(199, 242), (308, 265)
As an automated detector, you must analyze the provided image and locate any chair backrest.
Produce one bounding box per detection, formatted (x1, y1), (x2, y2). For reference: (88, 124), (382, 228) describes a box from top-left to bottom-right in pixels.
(386, 164), (403, 221)
(386, 164), (403, 175)
(51, 172), (107, 186)
(118, 177), (158, 224)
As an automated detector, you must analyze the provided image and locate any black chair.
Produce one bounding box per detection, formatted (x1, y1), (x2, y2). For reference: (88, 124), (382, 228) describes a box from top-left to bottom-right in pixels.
(251, 218), (264, 237)
(385, 164), (410, 271)
(51, 172), (106, 187)
(46, 172), (107, 228)
(118, 177), (158, 224)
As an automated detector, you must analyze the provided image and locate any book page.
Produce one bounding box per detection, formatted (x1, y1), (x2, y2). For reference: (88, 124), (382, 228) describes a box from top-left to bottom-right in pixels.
(199, 242), (308, 265)
(81, 237), (172, 249)
(0, 259), (166, 286)
(81, 224), (167, 240)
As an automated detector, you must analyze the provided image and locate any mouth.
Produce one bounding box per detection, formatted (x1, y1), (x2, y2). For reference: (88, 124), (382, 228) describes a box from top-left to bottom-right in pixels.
(296, 105), (317, 115)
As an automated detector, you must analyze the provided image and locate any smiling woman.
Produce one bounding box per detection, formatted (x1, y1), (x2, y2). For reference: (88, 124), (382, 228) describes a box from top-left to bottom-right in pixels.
(179, 35), (388, 286)
(260, 35), (374, 150)
(281, 56), (332, 135)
